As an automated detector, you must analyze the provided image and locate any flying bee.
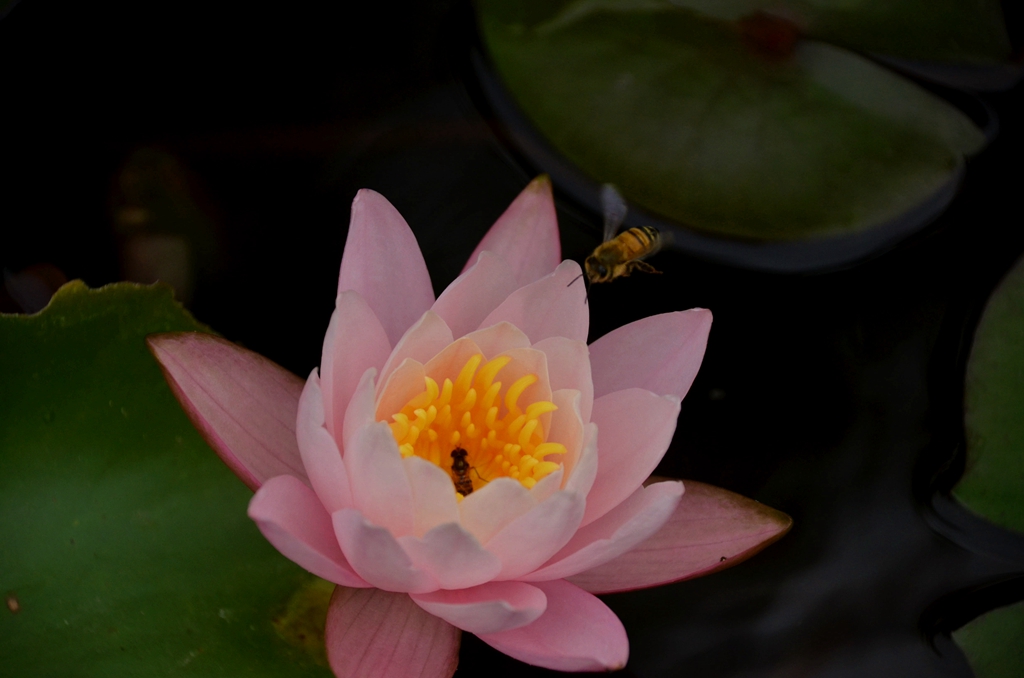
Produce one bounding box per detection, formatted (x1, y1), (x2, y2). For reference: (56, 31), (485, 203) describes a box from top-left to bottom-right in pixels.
(581, 184), (663, 285)
(450, 448), (475, 496)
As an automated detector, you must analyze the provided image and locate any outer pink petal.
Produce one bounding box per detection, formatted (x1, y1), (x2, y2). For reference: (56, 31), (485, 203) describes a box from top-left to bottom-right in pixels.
(338, 189), (435, 346)
(432, 251), (519, 339)
(461, 175), (561, 288)
(321, 291), (391, 437)
(148, 332), (306, 490)
(523, 481), (683, 582)
(378, 311), (454, 391)
(479, 260), (588, 344)
(477, 579), (627, 672)
(568, 480), (793, 594)
(248, 475), (368, 588)
(532, 337), (593, 422)
(582, 389), (680, 527)
(398, 523), (502, 590)
(487, 491), (585, 580)
(333, 508), (438, 593)
(411, 581), (547, 635)
(458, 477), (535, 544)
(404, 456), (460, 537)
(297, 370), (352, 513)
(325, 586), (459, 678)
(589, 309), (712, 400)
(345, 421), (415, 536)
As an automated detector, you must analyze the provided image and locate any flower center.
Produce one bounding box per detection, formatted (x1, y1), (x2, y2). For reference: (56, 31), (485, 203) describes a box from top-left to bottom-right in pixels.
(384, 353), (566, 497)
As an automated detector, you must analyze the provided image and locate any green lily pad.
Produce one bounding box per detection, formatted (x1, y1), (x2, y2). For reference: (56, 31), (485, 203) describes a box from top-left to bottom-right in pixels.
(953, 601), (1024, 678)
(957, 256), (1024, 535)
(0, 282), (332, 677)
(630, 0), (1011, 64)
(478, 0), (986, 240)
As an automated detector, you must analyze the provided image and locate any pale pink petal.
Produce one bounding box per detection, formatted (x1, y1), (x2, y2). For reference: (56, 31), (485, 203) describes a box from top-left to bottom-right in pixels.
(398, 523), (502, 590)
(582, 389), (680, 527)
(338, 189), (435, 346)
(432, 251), (519, 339)
(532, 337), (593, 422)
(325, 586), (459, 678)
(477, 579), (627, 672)
(487, 491), (586, 580)
(248, 475), (368, 588)
(321, 291), (391, 437)
(546, 390), (584, 479)
(568, 480), (792, 594)
(479, 260), (588, 344)
(462, 322), (531, 358)
(333, 508), (438, 593)
(529, 464), (564, 504)
(297, 371), (352, 513)
(375, 359), (426, 427)
(461, 175), (561, 288)
(564, 423), (598, 498)
(345, 421), (415, 536)
(379, 311), (454, 390)
(411, 581), (546, 635)
(148, 332), (305, 490)
(458, 477), (535, 544)
(344, 367), (378, 456)
(590, 309), (712, 400)
(524, 481), (683, 582)
(404, 456), (459, 536)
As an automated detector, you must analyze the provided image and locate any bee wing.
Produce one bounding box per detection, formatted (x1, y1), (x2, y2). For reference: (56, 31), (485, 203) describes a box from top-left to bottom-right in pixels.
(600, 183), (627, 243)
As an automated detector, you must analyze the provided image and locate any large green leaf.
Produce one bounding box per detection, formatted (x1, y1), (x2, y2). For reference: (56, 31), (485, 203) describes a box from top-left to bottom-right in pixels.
(0, 282), (333, 677)
(953, 601), (1024, 678)
(479, 1), (985, 240)
(957, 256), (1024, 534)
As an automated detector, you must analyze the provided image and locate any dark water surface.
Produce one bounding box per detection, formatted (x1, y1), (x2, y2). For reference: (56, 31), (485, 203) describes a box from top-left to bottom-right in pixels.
(3, 1), (1023, 676)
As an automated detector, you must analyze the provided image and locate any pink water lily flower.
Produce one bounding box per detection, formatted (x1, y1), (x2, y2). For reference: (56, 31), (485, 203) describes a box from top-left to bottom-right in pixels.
(149, 177), (791, 676)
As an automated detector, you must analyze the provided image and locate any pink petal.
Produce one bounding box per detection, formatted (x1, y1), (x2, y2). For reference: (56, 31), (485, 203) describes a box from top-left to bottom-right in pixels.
(333, 508), (438, 593)
(345, 421), (415, 536)
(564, 423), (598, 498)
(325, 586), (459, 678)
(568, 480), (793, 594)
(462, 322), (531, 358)
(477, 579), (627, 672)
(404, 456), (459, 536)
(523, 480), (683, 582)
(297, 371), (352, 513)
(461, 175), (561, 288)
(581, 389), (680, 527)
(148, 332), (306, 490)
(398, 523), (502, 590)
(344, 367), (379, 456)
(374, 359), (426, 430)
(432, 251), (519, 339)
(589, 309), (712, 400)
(479, 260), (588, 345)
(248, 475), (368, 588)
(338, 189), (435, 346)
(378, 311), (454, 391)
(411, 581), (547, 635)
(532, 336), (593, 422)
(421, 336), (484, 383)
(546, 389), (584, 480)
(458, 477), (536, 544)
(321, 291), (391, 437)
(487, 491), (585, 580)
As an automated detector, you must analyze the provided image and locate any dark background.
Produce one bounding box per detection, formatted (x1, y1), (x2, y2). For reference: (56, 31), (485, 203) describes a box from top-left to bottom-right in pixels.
(2, 1), (1023, 676)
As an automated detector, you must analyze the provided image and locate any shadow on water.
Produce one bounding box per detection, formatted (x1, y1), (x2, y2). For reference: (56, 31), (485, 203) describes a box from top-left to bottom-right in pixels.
(2, 1), (1024, 676)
